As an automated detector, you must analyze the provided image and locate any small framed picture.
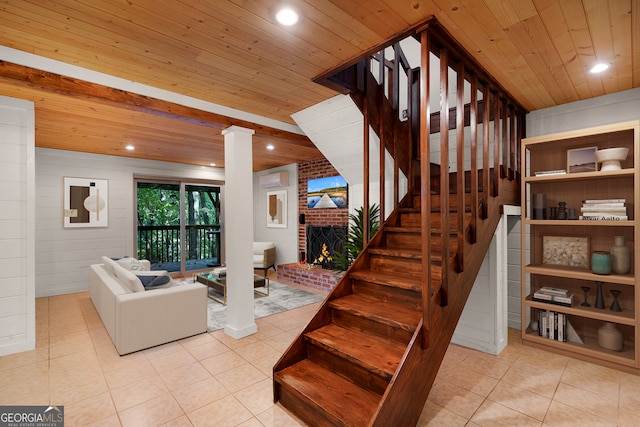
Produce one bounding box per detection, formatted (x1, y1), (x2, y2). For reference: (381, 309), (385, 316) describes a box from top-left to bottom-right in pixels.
(542, 235), (590, 268)
(566, 146), (597, 173)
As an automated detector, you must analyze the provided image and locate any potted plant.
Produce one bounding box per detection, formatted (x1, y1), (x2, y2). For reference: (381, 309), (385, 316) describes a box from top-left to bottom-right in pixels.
(333, 203), (380, 271)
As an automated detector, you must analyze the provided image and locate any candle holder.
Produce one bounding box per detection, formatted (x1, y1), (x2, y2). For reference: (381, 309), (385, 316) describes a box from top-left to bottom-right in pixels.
(610, 290), (622, 312)
(580, 286), (591, 307)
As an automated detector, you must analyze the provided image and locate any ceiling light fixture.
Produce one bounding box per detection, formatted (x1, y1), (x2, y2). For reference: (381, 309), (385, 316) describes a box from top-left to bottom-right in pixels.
(209, 163), (216, 167)
(589, 63), (609, 74)
(125, 144), (135, 151)
(275, 7), (299, 26)
(266, 144), (275, 150)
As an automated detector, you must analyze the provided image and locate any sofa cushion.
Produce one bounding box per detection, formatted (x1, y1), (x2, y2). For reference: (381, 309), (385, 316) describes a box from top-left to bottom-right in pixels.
(101, 256), (118, 276)
(113, 262), (145, 292)
(115, 257), (147, 271)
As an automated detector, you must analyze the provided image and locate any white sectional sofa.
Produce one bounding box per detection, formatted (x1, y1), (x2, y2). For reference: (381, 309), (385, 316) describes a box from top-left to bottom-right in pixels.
(89, 256), (207, 355)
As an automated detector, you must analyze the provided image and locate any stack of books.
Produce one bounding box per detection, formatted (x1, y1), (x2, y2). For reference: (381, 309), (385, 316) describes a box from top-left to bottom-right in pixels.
(537, 310), (568, 342)
(580, 199), (627, 220)
(533, 286), (574, 307)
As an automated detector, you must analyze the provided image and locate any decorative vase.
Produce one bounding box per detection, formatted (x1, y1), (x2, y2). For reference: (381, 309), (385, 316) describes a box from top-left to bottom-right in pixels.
(594, 147), (629, 171)
(549, 206), (558, 220)
(567, 208), (578, 220)
(594, 281), (605, 309)
(591, 251), (611, 275)
(610, 235), (631, 274)
(597, 322), (623, 351)
(532, 193), (546, 219)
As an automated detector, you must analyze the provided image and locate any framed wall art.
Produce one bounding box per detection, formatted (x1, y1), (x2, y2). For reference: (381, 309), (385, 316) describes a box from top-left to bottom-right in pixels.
(307, 175), (348, 209)
(63, 177), (109, 228)
(267, 190), (287, 228)
(542, 235), (589, 268)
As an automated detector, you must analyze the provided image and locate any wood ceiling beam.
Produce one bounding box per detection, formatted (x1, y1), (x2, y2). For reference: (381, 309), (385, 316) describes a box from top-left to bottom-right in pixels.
(0, 60), (314, 147)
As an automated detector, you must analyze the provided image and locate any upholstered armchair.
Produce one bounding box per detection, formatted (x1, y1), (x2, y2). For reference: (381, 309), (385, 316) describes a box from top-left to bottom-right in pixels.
(253, 241), (276, 277)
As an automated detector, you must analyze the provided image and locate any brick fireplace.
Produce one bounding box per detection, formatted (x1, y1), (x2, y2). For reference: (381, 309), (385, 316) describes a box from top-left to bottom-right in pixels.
(277, 158), (348, 292)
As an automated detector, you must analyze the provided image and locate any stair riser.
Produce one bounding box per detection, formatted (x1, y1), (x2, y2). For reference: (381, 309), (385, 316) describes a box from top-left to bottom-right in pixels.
(385, 232), (459, 257)
(412, 193), (474, 210)
(352, 280), (421, 308)
(306, 344), (389, 396)
(386, 232), (421, 250)
(276, 383), (344, 427)
(331, 309), (415, 345)
(400, 212), (463, 231)
(370, 255), (422, 276)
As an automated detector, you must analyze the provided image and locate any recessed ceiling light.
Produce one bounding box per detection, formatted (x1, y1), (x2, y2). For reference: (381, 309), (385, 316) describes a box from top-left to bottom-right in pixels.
(276, 7), (299, 26)
(209, 163), (216, 167)
(125, 145), (135, 151)
(589, 63), (609, 74)
(266, 144), (275, 150)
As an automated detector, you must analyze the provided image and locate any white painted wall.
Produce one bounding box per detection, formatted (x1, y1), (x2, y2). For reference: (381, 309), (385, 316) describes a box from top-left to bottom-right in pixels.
(452, 207), (520, 355)
(253, 164), (298, 265)
(35, 148), (225, 297)
(0, 96), (35, 356)
(292, 95), (408, 219)
(527, 87), (640, 135)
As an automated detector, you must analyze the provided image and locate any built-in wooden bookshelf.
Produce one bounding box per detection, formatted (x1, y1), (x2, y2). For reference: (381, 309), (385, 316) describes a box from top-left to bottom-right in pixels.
(521, 121), (639, 373)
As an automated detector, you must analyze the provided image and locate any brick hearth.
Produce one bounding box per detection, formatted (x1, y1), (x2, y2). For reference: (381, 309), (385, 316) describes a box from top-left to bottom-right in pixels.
(277, 263), (343, 293)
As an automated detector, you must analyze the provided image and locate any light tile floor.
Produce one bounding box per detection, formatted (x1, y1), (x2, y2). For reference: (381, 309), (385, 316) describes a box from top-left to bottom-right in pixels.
(1, 289), (639, 426)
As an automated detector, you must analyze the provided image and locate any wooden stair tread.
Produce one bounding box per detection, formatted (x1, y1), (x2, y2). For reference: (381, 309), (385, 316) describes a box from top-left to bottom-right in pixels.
(368, 247), (446, 264)
(275, 359), (379, 426)
(349, 270), (421, 292)
(329, 293), (421, 330)
(305, 324), (406, 378)
(385, 226), (421, 234)
(368, 247), (421, 259)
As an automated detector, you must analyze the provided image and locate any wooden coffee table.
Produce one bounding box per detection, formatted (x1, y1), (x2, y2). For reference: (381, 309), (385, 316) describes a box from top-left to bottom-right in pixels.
(195, 272), (269, 305)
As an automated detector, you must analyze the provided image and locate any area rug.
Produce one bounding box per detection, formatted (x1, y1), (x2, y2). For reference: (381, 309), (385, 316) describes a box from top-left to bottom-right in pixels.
(180, 279), (325, 331)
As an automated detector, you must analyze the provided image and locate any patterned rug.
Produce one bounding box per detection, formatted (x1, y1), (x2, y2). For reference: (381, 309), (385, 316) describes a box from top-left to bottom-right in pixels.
(203, 280), (325, 331)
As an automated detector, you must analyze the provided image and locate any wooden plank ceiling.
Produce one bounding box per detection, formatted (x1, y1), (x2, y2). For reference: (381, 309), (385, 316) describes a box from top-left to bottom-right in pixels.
(0, 0), (638, 170)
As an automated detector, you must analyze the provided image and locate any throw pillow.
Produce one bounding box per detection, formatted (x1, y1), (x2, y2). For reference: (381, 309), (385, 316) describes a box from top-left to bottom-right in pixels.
(115, 257), (146, 271)
(113, 263), (145, 292)
(136, 274), (171, 289)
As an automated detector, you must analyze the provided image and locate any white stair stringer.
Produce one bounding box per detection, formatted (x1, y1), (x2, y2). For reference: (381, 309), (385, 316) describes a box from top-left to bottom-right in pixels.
(292, 94), (406, 216)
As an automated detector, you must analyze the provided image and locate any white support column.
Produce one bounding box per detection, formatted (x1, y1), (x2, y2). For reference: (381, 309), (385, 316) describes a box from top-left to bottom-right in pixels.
(222, 125), (257, 339)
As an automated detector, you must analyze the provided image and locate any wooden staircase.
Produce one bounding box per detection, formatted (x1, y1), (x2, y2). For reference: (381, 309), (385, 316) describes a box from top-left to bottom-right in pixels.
(274, 19), (526, 426)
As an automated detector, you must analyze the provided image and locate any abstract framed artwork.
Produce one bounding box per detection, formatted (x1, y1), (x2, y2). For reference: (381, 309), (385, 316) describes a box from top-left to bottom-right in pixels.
(266, 190), (287, 228)
(63, 177), (109, 228)
(542, 235), (589, 268)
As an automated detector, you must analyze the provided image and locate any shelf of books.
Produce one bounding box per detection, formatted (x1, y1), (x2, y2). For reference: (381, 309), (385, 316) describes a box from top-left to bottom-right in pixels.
(521, 121), (639, 373)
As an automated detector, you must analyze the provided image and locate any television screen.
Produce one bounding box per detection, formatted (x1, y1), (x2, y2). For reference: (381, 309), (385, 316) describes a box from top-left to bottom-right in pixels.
(307, 175), (348, 208)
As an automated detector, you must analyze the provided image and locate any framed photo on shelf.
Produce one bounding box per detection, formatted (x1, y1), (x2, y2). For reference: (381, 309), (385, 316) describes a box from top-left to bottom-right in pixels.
(542, 235), (590, 268)
(566, 146), (597, 173)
